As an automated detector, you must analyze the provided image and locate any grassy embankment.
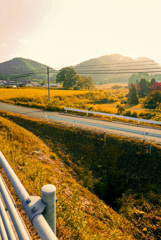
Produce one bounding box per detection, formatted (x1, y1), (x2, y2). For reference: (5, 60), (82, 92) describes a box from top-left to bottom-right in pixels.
(0, 88), (160, 122)
(1, 110), (161, 239)
(0, 111), (138, 240)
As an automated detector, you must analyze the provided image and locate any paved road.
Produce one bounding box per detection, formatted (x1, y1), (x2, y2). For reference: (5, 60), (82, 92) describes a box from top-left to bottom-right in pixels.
(0, 102), (161, 144)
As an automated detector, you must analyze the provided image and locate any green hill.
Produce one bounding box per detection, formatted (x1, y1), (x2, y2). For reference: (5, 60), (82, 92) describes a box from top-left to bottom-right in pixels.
(0, 57), (57, 82)
(74, 54), (161, 85)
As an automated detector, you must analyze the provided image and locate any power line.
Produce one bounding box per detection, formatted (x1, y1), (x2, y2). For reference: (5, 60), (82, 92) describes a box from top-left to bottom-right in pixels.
(75, 64), (159, 70)
(2, 63), (161, 81)
(1, 67), (54, 76)
(75, 70), (161, 74)
(74, 60), (158, 68)
(76, 67), (161, 72)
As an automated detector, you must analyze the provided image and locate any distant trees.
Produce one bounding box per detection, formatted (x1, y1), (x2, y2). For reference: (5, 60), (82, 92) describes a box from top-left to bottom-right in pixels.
(87, 75), (95, 90)
(0, 74), (6, 80)
(127, 83), (139, 104)
(144, 91), (161, 109)
(74, 75), (95, 90)
(128, 73), (150, 84)
(149, 82), (161, 91)
(137, 78), (148, 97)
(56, 67), (95, 90)
(56, 67), (77, 89)
(40, 80), (47, 86)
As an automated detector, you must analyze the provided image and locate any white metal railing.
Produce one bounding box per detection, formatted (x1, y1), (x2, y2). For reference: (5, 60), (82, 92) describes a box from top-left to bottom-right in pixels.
(0, 151), (57, 240)
(45, 115), (161, 141)
(64, 107), (161, 126)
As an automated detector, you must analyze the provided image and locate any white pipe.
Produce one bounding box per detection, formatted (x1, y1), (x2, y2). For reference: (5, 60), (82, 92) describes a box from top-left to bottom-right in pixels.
(32, 215), (57, 240)
(0, 176), (31, 240)
(0, 197), (17, 240)
(0, 215), (8, 240)
(0, 151), (29, 204)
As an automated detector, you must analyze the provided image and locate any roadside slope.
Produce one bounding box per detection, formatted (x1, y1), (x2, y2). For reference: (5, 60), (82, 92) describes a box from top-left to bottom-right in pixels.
(0, 113), (137, 239)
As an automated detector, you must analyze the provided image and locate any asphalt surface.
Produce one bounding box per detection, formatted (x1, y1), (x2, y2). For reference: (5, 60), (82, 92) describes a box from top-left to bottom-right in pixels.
(0, 102), (161, 144)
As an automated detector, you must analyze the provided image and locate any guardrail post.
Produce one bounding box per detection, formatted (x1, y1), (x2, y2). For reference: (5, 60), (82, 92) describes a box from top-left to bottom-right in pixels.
(149, 142), (152, 154)
(143, 132), (146, 141)
(45, 115), (49, 122)
(104, 133), (106, 145)
(104, 127), (107, 145)
(41, 185), (56, 234)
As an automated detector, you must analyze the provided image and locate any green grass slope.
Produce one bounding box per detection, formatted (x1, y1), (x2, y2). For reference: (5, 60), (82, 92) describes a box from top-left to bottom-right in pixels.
(0, 57), (56, 81)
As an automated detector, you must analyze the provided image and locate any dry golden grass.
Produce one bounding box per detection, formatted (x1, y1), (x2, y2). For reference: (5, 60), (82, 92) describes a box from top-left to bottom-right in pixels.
(1, 87), (161, 122)
(0, 112), (136, 240)
(0, 88), (88, 100)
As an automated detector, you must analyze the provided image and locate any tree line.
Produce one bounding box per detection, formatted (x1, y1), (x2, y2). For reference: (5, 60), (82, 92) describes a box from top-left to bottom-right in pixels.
(56, 67), (95, 90)
(128, 78), (161, 109)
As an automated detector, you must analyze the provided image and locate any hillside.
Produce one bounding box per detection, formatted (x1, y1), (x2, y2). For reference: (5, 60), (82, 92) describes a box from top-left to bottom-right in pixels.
(74, 54), (161, 85)
(1, 110), (161, 239)
(0, 57), (57, 82)
(1, 54), (161, 85)
(0, 112), (137, 240)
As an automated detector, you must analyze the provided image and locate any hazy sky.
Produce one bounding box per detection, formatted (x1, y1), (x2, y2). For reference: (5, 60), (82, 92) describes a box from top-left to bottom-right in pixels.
(1, 0), (161, 69)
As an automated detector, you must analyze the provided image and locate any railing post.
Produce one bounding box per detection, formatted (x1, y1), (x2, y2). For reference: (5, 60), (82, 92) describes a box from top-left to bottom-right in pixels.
(41, 185), (56, 234)
(45, 115), (49, 122)
(143, 132), (146, 141)
(149, 142), (152, 154)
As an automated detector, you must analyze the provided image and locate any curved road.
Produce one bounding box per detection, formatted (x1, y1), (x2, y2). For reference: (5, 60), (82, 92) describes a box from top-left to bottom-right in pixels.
(0, 102), (161, 144)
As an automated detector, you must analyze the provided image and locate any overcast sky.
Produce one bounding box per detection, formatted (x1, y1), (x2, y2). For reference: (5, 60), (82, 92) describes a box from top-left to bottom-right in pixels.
(1, 0), (161, 69)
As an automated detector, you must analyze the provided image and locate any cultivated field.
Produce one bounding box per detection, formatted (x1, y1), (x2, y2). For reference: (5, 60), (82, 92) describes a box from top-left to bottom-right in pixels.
(0, 87), (161, 121)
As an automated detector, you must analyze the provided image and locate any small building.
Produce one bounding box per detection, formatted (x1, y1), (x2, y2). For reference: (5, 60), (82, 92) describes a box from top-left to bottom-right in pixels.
(0, 80), (6, 86)
(42, 83), (59, 88)
(5, 80), (18, 87)
(22, 81), (33, 87)
(31, 82), (40, 87)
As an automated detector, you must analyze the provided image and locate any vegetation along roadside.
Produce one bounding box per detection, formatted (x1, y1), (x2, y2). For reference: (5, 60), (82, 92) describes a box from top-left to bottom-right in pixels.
(0, 110), (161, 239)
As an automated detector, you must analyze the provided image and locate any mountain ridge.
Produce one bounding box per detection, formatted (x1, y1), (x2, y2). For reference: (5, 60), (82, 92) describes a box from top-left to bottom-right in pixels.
(0, 54), (161, 84)
(74, 54), (161, 84)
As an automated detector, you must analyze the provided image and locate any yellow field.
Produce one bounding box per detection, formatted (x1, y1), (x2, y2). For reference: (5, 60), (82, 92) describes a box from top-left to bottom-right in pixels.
(0, 87), (160, 121)
(0, 88), (88, 100)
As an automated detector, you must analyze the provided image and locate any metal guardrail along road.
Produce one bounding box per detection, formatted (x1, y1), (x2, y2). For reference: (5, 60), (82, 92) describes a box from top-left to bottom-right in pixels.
(64, 107), (161, 126)
(0, 151), (57, 240)
(45, 115), (161, 141)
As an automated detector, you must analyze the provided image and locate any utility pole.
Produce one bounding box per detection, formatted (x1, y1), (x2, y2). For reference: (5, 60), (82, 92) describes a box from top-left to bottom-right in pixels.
(47, 67), (50, 103)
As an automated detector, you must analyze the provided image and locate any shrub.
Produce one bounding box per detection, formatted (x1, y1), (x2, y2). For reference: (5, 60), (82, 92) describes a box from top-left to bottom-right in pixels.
(117, 105), (125, 114)
(124, 110), (132, 117)
(131, 111), (138, 118)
